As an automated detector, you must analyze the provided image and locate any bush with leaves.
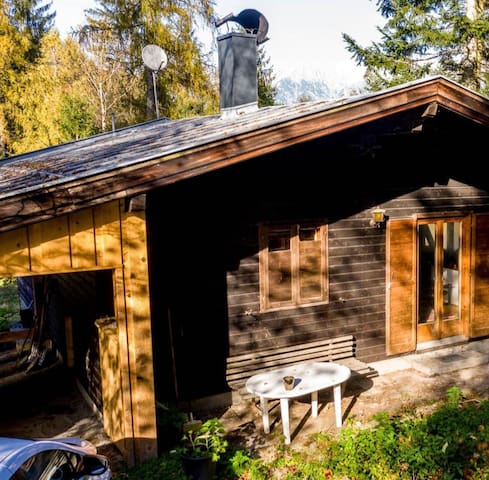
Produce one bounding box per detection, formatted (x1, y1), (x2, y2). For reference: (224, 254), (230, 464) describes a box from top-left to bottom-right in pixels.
(0, 277), (20, 332)
(322, 386), (489, 479)
(180, 417), (228, 463)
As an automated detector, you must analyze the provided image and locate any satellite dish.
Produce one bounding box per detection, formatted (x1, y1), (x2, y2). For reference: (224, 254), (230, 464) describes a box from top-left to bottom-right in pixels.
(215, 8), (269, 45)
(142, 44), (167, 119)
(142, 44), (168, 72)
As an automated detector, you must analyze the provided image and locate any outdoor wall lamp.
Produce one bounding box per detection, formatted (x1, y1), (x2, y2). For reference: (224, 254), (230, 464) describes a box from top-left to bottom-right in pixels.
(370, 206), (386, 229)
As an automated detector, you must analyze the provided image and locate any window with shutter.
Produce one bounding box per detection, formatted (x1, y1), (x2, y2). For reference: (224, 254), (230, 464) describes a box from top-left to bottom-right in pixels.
(259, 222), (328, 311)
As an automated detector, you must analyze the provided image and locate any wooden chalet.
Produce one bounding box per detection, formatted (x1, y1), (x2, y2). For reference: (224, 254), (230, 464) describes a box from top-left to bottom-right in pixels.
(1, 31), (489, 466)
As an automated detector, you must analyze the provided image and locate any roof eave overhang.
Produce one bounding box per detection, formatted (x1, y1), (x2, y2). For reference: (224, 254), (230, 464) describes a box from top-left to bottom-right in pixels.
(1, 77), (488, 233)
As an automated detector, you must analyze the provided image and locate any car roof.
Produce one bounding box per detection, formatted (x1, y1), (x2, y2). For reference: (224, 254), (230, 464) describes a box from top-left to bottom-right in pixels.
(0, 437), (98, 480)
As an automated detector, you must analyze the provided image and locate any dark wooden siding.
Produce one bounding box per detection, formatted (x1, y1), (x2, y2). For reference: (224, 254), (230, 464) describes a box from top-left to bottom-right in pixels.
(222, 125), (489, 364)
(381, 184), (489, 219)
(225, 182), (489, 365)
(226, 215), (386, 363)
(148, 110), (489, 401)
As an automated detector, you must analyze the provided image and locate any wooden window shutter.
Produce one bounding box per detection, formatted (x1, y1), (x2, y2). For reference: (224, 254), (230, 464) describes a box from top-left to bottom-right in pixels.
(298, 225), (325, 303)
(386, 218), (416, 355)
(259, 222), (327, 311)
(260, 224), (294, 310)
(471, 213), (489, 338)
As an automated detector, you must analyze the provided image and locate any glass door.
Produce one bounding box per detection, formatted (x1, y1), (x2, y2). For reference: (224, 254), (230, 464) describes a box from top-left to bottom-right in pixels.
(417, 219), (463, 343)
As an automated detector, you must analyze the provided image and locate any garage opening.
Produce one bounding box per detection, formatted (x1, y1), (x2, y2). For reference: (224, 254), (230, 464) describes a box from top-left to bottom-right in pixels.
(0, 270), (115, 414)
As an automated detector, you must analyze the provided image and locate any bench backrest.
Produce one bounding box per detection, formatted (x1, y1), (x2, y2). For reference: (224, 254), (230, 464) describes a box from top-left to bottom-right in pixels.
(226, 335), (355, 390)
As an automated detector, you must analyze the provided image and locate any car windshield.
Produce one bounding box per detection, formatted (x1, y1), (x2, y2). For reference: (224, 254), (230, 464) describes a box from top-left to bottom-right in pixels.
(15, 450), (76, 480)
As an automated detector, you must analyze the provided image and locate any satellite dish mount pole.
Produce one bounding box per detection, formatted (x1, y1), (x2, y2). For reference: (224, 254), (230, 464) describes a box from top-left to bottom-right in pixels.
(152, 70), (160, 119)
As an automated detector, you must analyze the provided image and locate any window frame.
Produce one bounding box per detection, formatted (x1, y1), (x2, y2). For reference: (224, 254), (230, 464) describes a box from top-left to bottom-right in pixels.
(259, 220), (328, 311)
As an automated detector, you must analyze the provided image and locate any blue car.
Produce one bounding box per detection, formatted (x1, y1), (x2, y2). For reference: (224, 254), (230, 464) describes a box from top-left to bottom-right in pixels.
(0, 437), (111, 480)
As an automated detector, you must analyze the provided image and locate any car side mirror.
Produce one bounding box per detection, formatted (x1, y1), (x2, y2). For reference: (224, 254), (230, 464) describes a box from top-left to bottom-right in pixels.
(76, 454), (109, 478)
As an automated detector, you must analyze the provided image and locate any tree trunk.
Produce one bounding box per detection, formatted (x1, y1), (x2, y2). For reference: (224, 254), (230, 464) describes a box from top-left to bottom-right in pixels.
(464, 0), (483, 90)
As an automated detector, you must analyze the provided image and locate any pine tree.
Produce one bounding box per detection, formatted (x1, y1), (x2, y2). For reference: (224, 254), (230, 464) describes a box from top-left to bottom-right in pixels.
(59, 94), (96, 141)
(0, 0), (30, 157)
(4, 32), (96, 154)
(6, 0), (55, 61)
(342, 0), (489, 94)
(257, 45), (277, 107)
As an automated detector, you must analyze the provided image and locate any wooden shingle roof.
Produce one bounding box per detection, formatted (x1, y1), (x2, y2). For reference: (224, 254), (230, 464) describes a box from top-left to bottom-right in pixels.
(0, 75), (488, 232)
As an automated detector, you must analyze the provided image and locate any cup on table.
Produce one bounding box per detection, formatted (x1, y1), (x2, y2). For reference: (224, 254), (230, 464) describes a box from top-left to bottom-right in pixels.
(283, 375), (295, 390)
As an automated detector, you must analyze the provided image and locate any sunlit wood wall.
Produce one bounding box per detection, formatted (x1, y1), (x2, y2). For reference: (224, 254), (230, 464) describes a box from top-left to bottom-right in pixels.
(0, 199), (157, 466)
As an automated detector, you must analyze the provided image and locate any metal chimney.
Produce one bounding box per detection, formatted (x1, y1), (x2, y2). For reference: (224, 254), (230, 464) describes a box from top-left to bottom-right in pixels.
(216, 9), (269, 117)
(217, 32), (258, 116)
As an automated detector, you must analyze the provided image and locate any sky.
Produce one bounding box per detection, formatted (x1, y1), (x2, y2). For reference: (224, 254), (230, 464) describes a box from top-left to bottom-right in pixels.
(50, 0), (384, 86)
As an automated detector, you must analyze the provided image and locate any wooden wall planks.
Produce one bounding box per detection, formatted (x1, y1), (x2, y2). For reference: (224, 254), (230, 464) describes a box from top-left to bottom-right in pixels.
(0, 201), (123, 276)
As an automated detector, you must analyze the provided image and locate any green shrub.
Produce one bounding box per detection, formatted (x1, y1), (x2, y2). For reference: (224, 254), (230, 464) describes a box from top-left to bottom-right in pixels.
(322, 386), (489, 479)
(115, 387), (489, 479)
(180, 417), (228, 462)
(112, 450), (187, 479)
(219, 449), (267, 479)
(156, 402), (188, 450)
(0, 277), (20, 331)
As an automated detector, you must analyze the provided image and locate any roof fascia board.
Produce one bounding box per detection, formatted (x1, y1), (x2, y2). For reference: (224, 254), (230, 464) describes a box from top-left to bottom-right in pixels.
(435, 79), (489, 125)
(0, 77), (488, 232)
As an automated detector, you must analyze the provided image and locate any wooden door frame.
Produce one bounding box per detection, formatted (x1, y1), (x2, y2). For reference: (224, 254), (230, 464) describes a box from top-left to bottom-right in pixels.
(387, 214), (471, 356)
(415, 214), (469, 345)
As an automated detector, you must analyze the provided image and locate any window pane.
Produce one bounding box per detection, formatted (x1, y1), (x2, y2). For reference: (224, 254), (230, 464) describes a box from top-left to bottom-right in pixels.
(299, 226), (319, 242)
(269, 229), (290, 251)
(268, 250), (292, 303)
(442, 222), (460, 320)
(418, 223), (435, 324)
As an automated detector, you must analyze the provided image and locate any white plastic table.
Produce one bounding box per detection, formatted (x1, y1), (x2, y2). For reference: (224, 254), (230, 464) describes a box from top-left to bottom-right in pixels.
(245, 362), (351, 444)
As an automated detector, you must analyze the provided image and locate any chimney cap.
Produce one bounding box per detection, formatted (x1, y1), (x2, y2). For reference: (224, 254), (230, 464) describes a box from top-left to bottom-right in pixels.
(215, 8), (269, 44)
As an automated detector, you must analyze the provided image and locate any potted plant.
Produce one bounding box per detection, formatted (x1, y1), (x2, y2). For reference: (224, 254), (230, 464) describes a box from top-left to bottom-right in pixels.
(179, 417), (228, 480)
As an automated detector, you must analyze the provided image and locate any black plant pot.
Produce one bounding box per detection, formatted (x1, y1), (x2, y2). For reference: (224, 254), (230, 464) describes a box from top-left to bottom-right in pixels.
(180, 454), (216, 480)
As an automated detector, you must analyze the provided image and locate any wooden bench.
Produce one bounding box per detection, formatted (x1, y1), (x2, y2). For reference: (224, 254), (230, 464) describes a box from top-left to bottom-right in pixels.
(226, 334), (377, 401)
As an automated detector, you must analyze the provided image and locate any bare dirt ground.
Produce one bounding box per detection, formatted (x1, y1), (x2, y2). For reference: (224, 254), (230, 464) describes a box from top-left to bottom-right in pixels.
(1, 360), (489, 474)
(0, 370), (126, 472)
(206, 364), (489, 462)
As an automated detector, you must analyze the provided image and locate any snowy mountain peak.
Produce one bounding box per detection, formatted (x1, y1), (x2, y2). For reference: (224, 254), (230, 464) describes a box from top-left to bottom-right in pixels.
(274, 75), (365, 105)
